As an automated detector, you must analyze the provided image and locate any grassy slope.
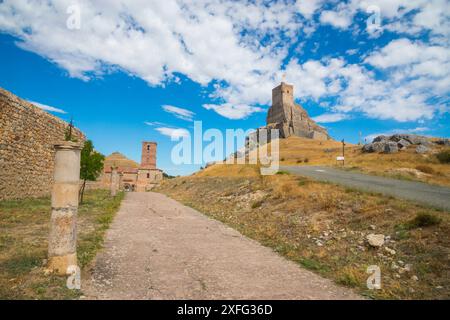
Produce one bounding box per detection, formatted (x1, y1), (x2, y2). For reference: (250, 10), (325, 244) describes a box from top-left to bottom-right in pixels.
(157, 164), (450, 299)
(274, 136), (450, 187)
(0, 190), (124, 299)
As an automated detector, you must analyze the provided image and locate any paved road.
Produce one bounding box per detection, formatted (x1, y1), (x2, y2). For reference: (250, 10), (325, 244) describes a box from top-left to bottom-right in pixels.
(280, 165), (450, 211)
(83, 192), (361, 300)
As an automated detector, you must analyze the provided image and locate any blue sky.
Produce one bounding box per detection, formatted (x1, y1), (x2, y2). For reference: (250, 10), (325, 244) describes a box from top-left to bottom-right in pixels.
(0, 1), (449, 176)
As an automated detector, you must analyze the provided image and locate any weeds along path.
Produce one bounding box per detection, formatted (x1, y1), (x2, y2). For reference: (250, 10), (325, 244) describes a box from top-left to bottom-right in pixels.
(83, 192), (361, 300)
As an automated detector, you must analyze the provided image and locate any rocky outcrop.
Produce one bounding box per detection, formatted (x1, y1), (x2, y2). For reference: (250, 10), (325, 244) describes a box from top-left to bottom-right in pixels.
(362, 134), (433, 154)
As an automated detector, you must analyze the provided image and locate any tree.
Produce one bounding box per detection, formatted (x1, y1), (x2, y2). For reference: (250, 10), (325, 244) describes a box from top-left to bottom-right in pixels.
(79, 140), (104, 204)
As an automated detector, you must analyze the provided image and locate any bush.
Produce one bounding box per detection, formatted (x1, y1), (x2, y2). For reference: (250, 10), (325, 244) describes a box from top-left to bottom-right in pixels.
(296, 159), (303, 164)
(251, 200), (264, 209)
(304, 158), (309, 163)
(436, 150), (450, 164)
(276, 170), (290, 175)
(415, 165), (434, 174)
(405, 213), (442, 229)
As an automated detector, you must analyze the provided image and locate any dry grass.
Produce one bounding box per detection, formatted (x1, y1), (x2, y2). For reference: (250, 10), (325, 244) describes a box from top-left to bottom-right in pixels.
(256, 136), (450, 187)
(157, 167), (450, 299)
(0, 190), (124, 299)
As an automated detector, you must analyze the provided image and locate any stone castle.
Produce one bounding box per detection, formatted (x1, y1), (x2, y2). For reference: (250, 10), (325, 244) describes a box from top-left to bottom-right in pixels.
(245, 82), (330, 154)
(266, 82), (330, 140)
(98, 142), (163, 192)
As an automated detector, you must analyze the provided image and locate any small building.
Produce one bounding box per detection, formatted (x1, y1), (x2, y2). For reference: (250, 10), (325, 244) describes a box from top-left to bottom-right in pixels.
(100, 142), (163, 192)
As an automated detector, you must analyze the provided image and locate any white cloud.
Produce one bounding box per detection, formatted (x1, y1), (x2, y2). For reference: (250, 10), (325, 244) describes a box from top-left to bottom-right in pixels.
(0, 0), (448, 124)
(203, 103), (263, 120)
(162, 105), (195, 121)
(319, 10), (352, 29)
(144, 121), (167, 126)
(313, 113), (349, 123)
(155, 127), (189, 139)
(28, 100), (66, 114)
(295, 0), (323, 18)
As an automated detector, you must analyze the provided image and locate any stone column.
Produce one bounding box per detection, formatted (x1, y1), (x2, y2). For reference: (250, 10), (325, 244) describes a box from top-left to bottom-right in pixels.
(118, 172), (123, 191)
(110, 166), (118, 196)
(48, 141), (82, 275)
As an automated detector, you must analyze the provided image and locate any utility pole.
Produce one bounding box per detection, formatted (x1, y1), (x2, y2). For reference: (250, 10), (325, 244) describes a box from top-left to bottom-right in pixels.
(341, 139), (346, 166)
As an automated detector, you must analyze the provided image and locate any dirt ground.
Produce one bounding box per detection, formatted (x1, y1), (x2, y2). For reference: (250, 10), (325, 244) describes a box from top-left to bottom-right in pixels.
(83, 192), (361, 300)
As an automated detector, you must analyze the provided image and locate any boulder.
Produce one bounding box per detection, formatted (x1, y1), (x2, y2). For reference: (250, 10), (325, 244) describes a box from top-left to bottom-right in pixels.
(384, 142), (399, 154)
(435, 139), (450, 146)
(397, 139), (411, 149)
(373, 135), (388, 143)
(388, 134), (430, 145)
(367, 234), (385, 247)
(362, 141), (386, 153)
(416, 145), (429, 154)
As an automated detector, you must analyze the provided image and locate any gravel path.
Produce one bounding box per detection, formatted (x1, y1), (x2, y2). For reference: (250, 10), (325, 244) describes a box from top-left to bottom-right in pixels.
(281, 165), (450, 210)
(83, 192), (361, 300)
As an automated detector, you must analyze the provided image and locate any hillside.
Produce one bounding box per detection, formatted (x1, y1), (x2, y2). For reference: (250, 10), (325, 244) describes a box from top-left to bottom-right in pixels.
(271, 136), (449, 187)
(156, 136), (450, 300)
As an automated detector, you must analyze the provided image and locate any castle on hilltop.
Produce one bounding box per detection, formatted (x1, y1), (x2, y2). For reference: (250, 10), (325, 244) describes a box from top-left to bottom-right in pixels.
(266, 82), (330, 140)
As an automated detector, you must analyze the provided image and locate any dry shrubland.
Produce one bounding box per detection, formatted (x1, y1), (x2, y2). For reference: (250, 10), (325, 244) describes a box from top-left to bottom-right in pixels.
(157, 165), (450, 299)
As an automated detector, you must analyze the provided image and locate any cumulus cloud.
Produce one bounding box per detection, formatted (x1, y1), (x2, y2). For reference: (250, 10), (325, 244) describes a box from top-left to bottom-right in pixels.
(203, 103), (264, 120)
(295, 0), (323, 18)
(154, 127), (190, 139)
(319, 10), (352, 29)
(313, 113), (349, 123)
(162, 105), (195, 121)
(0, 0), (448, 123)
(28, 100), (66, 114)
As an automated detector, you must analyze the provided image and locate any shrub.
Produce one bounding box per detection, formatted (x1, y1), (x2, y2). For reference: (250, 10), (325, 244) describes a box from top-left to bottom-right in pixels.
(296, 159), (303, 164)
(251, 200), (264, 209)
(436, 150), (450, 164)
(415, 165), (434, 174)
(304, 158), (309, 163)
(405, 213), (442, 229)
(276, 170), (290, 175)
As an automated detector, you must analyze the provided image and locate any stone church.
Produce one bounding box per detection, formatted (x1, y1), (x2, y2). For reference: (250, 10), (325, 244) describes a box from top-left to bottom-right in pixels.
(99, 142), (163, 192)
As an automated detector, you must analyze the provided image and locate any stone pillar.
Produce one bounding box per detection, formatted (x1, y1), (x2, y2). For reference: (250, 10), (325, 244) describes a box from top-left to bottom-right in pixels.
(118, 172), (123, 191)
(110, 166), (119, 196)
(48, 141), (82, 275)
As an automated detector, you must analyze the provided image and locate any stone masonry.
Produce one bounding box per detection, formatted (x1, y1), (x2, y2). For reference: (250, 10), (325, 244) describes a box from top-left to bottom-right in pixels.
(0, 88), (85, 200)
(266, 82), (330, 140)
(48, 141), (82, 275)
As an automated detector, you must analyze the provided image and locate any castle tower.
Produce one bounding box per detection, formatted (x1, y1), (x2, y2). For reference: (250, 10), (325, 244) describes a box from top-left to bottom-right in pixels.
(266, 82), (330, 140)
(140, 141), (157, 169)
(267, 82), (295, 125)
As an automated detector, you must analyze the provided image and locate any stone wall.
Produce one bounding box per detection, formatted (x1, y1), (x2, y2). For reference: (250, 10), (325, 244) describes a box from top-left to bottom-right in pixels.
(266, 82), (330, 140)
(0, 88), (85, 201)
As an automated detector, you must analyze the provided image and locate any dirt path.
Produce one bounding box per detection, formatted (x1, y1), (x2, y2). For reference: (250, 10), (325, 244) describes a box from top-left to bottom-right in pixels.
(83, 192), (362, 300)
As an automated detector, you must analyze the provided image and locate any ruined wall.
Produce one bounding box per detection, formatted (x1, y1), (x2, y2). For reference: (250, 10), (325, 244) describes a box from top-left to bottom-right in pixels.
(266, 82), (330, 140)
(0, 88), (85, 200)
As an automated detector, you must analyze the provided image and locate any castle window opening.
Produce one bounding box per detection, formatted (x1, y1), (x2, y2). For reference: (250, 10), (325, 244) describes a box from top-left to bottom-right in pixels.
(147, 173), (150, 178)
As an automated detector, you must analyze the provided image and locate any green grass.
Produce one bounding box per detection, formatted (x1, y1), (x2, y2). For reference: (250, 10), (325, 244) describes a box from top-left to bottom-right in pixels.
(0, 189), (124, 299)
